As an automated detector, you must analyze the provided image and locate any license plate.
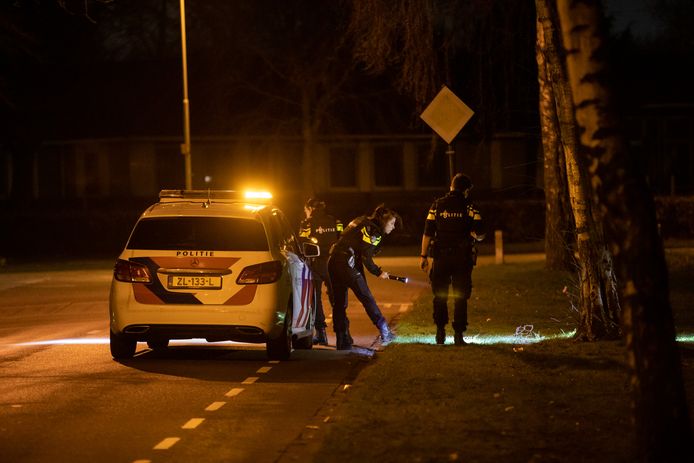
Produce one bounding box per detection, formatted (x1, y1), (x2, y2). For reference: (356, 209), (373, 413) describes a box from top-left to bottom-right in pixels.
(167, 275), (222, 290)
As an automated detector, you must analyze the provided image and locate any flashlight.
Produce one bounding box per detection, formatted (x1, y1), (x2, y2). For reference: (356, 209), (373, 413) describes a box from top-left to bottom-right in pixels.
(388, 275), (409, 284)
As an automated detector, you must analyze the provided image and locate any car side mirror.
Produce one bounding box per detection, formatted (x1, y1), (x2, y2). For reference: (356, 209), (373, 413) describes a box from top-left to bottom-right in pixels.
(302, 242), (320, 258)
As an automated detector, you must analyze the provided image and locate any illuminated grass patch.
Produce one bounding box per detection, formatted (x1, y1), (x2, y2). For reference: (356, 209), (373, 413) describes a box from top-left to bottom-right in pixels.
(393, 331), (694, 345)
(392, 330), (576, 345)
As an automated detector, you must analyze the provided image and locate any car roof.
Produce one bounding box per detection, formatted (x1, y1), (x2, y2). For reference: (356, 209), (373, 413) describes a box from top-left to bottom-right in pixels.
(140, 190), (274, 220)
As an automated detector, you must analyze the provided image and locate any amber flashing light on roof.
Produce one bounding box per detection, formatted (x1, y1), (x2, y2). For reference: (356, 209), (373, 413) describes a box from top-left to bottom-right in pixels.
(244, 191), (272, 199)
(157, 189), (272, 203)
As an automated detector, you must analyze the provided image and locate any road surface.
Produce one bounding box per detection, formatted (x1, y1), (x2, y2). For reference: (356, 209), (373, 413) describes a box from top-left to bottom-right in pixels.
(0, 256), (424, 463)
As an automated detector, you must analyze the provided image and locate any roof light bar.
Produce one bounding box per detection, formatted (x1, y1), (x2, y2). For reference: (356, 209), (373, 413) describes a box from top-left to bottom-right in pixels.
(244, 191), (272, 199)
(158, 189), (273, 203)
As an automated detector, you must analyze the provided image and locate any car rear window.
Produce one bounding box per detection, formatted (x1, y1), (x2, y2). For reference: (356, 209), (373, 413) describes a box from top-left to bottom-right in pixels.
(127, 217), (269, 251)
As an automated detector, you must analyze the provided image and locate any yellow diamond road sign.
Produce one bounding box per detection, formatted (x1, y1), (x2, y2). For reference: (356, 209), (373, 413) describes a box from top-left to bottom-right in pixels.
(420, 86), (474, 144)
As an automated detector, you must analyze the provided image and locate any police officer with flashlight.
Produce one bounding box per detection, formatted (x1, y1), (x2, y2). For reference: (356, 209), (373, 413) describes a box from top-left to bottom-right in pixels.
(328, 204), (400, 350)
(420, 173), (485, 345)
(299, 198), (343, 345)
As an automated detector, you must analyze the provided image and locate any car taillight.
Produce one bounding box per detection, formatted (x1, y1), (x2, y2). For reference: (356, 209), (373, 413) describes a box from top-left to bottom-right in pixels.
(236, 261), (283, 284)
(114, 259), (152, 283)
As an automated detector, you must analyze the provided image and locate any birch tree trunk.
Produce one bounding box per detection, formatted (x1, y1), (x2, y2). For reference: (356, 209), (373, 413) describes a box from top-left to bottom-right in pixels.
(556, 0), (692, 459)
(536, 0), (620, 339)
(536, 7), (573, 272)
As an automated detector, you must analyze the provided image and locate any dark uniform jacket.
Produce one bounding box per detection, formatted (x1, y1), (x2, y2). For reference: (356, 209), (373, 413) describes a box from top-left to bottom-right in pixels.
(424, 190), (484, 256)
(298, 212), (343, 258)
(330, 216), (383, 276)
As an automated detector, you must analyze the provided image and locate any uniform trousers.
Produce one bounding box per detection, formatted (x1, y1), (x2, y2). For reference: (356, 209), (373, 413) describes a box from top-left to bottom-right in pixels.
(328, 251), (386, 334)
(430, 249), (473, 334)
(309, 256), (331, 329)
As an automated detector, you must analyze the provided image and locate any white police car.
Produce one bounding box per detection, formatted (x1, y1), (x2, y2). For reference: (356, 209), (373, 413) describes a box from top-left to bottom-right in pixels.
(109, 190), (319, 360)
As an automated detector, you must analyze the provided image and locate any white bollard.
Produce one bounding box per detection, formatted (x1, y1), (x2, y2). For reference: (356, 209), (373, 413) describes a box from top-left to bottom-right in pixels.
(495, 230), (504, 264)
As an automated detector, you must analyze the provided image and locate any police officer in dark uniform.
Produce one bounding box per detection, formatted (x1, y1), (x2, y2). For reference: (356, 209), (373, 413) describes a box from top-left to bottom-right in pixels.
(328, 205), (400, 350)
(420, 173), (485, 345)
(299, 198), (343, 345)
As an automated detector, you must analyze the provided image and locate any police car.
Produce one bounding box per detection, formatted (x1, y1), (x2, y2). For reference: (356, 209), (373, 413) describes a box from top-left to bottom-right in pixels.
(108, 190), (319, 361)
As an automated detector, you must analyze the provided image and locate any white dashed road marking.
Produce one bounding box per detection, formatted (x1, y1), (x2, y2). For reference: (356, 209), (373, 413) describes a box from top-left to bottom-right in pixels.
(182, 418), (205, 429)
(205, 401), (226, 411)
(225, 387), (244, 397)
(139, 362), (278, 461)
(153, 437), (180, 450)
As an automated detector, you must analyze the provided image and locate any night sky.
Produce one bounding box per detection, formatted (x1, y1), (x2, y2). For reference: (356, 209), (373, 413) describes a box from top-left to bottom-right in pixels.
(606, 0), (664, 38)
(1, 1), (690, 145)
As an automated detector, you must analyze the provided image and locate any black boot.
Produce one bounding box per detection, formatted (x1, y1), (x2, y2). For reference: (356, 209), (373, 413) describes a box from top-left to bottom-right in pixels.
(335, 331), (352, 350)
(435, 326), (446, 345)
(454, 331), (467, 346)
(313, 327), (328, 346)
(345, 320), (353, 345)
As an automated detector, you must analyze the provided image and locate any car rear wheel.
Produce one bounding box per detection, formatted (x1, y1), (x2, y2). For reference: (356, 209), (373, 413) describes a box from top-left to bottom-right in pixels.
(147, 338), (169, 351)
(267, 307), (293, 361)
(110, 330), (136, 359)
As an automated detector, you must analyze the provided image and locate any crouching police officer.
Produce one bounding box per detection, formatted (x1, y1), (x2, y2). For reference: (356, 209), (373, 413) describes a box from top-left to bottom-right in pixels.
(420, 173), (485, 345)
(328, 205), (400, 350)
(299, 198), (343, 346)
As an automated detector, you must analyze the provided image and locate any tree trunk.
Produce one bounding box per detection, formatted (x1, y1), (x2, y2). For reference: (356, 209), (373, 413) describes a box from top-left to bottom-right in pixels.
(556, 0), (692, 459)
(564, 144), (620, 339)
(536, 5), (573, 271)
(537, 0), (621, 339)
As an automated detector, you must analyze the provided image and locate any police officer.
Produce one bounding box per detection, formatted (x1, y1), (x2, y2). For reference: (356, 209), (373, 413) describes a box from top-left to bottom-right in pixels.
(420, 173), (485, 345)
(299, 198), (343, 345)
(328, 205), (400, 350)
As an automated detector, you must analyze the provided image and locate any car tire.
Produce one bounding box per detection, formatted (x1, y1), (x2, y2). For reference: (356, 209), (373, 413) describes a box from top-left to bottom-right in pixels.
(147, 338), (169, 351)
(110, 330), (136, 359)
(267, 307), (293, 361)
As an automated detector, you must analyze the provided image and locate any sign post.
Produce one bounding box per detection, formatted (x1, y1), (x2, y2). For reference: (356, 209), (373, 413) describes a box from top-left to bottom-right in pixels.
(420, 86), (474, 180)
(180, 0), (192, 189)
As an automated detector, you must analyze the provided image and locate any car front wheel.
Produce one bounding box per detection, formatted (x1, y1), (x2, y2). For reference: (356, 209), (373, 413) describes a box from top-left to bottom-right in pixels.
(110, 330), (136, 359)
(293, 286), (316, 350)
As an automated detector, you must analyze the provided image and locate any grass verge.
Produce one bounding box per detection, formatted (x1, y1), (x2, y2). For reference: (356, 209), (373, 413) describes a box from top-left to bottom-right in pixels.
(312, 250), (694, 463)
